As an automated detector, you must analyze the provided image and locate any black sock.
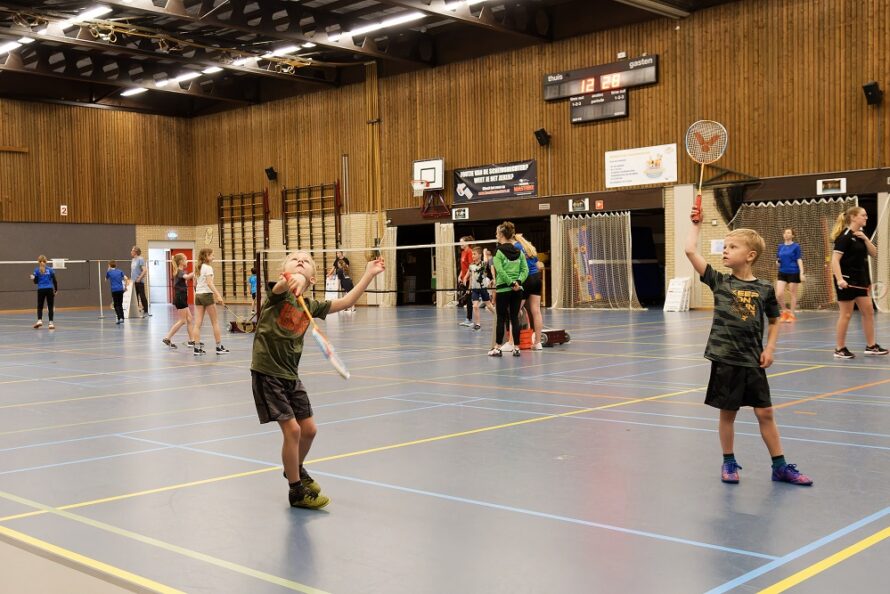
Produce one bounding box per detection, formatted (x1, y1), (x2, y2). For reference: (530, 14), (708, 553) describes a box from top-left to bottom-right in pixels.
(723, 453), (735, 463)
(289, 481), (303, 492)
(771, 455), (786, 469)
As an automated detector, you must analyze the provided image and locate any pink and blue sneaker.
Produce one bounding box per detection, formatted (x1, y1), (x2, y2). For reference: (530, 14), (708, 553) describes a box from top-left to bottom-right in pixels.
(721, 461), (742, 483)
(772, 463), (813, 486)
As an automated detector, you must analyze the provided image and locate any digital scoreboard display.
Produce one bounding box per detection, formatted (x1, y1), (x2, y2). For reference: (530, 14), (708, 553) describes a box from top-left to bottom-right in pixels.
(570, 90), (627, 123)
(543, 55), (658, 101)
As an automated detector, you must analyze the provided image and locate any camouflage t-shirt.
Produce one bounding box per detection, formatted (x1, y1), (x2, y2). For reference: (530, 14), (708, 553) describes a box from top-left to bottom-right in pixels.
(700, 265), (779, 367)
(251, 290), (331, 380)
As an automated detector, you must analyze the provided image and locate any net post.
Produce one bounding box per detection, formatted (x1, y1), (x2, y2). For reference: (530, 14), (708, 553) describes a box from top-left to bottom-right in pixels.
(96, 259), (105, 319)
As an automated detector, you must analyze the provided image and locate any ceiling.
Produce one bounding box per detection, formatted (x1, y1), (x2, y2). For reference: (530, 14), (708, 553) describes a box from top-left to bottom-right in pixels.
(0, 0), (737, 117)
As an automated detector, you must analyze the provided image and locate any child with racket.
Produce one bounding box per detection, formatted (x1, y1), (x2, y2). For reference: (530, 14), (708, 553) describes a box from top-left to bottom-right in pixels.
(251, 250), (385, 509)
(162, 254), (196, 349)
(686, 204), (812, 486)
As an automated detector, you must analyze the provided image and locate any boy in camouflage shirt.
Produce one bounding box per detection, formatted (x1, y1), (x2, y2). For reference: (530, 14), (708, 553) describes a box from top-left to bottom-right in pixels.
(685, 203), (812, 486)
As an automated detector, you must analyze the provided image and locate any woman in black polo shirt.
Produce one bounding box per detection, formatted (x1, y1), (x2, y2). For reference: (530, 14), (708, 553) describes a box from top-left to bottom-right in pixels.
(830, 206), (887, 358)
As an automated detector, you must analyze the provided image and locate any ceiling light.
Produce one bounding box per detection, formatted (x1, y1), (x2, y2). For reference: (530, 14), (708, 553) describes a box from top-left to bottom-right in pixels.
(446, 0), (487, 9)
(80, 6), (113, 21)
(348, 12), (425, 37)
(202, 66), (223, 74)
(173, 71), (201, 83)
(232, 57), (251, 66)
(155, 79), (169, 87)
(612, 0), (690, 19)
(121, 87), (147, 96)
(18, 37), (35, 44)
(0, 41), (22, 54)
(302, 42), (316, 48)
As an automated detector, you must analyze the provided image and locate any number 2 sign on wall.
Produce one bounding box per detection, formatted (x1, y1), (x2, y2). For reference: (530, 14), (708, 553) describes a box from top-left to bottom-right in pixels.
(60, 204), (68, 216)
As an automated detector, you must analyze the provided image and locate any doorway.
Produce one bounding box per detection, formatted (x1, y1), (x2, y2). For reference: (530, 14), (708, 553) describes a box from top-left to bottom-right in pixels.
(148, 241), (195, 305)
(396, 224), (435, 305)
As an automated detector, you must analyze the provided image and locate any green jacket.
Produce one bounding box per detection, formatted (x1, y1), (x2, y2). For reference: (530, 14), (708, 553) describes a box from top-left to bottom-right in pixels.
(493, 243), (529, 293)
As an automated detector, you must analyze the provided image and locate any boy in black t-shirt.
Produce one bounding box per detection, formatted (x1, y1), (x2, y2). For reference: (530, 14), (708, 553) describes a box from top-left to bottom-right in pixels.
(686, 203), (812, 486)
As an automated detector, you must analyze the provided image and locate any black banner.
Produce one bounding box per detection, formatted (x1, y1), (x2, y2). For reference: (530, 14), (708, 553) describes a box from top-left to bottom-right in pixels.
(453, 160), (537, 204)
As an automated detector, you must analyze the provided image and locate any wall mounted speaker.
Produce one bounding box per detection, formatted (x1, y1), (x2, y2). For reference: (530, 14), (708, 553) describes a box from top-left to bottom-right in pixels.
(863, 81), (883, 106)
(534, 128), (551, 147)
(265, 167), (278, 181)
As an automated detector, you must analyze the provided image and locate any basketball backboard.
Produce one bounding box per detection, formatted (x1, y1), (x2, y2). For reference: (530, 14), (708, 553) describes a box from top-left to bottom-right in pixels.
(412, 158), (444, 191)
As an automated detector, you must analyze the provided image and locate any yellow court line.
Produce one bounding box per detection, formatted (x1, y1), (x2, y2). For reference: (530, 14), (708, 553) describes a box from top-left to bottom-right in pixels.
(0, 490), (330, 594)
(0, 524), (185, 593)
(775, 377), (890, 409)
(757, 525), (890, 594)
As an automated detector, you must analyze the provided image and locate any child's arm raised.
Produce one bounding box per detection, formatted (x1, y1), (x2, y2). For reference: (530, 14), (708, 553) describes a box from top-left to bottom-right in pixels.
(684, 205), (708, 276)
(330, 258), (385, 313)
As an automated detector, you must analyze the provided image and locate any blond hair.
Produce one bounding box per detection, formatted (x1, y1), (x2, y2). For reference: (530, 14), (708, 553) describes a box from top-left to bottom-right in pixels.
(830, 206), (865, 241)
(280, 251), (318, 286)
(37, 255), (47, 274)
(725, 228), (765, 263)
(171, 253), (186, 278)
(496, 221), (515, 240)
(197, 248), (213, 269)
(514, 233), (537, 258)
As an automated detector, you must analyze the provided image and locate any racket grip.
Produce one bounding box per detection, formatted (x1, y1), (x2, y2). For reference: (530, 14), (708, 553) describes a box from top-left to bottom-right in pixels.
(691, 194), (703, 224)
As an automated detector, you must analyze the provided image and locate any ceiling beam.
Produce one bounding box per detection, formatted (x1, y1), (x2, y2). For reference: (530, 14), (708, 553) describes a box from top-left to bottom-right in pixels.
(611, 0), (690, 19)
(0, 43), (251, 105)
(375, 1), (546, 41)
(93, 0), (429, 66)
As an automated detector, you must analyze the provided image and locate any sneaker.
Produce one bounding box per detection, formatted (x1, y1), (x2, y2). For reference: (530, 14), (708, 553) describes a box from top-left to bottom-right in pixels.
(289, 487), (330, 510)
(116, 319), (123, 325)
(187, 341), (196, 348)
(512, 349), (520, 357)
(721, 461), (742, 483)
(834, 347), (855, 359)
(459, 320), (473, 327)
(193, 344), (206, 356)
(864, 344), (889, 356)
(771, 463), (813, 486)
(473, 324), (481, 330)
(215, 344), (230, 354)
(531, 343), (543, 351)
(487, 348), (502, 357)
(779, 311), (790, 323)
(47, 322), (55, 330)
(786, 312), (796, 322)
(500, 343), (514, 352)
(162, 338), (177, 349)
(300, 467), (322, 495)
(33, 320), (42, 329)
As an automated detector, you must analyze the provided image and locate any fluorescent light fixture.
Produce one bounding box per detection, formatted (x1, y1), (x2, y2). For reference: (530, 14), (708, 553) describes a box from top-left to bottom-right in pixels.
(173, 71), (201, 83)
(202, 66), (223, 74)
(232, 57), (251, 66)
(18, 37), (35, 44)
(79, 6), (113, 20)
(0, 41), (22, 54)
(446, 0), (487, 9)
(268, 45), (299, 57)
(302, 42), (316, 48)
(331, 11), (425, 40)
(155, 79), (169, 87)
(121, 87), (147, 96)
(612, 0), (690, 19)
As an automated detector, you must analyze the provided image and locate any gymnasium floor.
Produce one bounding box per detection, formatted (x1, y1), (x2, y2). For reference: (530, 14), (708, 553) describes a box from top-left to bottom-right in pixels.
(0, 304), (888, 594)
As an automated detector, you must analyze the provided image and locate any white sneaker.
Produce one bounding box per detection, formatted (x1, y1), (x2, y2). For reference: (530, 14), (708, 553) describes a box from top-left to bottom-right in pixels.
(500, 343), (514, 352)
(33, 320), (42, 329)
(459, 320), (473, 327)
(531, 343), (543, 351)
(48, 322), (55, 330)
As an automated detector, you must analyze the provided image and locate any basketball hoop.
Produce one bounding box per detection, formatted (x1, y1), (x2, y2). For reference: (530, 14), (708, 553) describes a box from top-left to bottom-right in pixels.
(411, 179), (430, 198)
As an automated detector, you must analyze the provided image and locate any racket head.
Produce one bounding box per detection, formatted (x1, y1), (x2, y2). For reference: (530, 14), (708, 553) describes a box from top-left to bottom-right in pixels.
(310, 327), (350, 379)
(684, 120), (728, 164)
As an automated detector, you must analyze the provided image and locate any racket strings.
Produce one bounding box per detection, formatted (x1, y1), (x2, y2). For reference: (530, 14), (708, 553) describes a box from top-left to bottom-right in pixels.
(685, 121), (728, 164)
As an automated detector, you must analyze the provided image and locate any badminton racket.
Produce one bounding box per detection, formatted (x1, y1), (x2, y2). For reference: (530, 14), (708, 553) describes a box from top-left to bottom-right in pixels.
(684, 120), (728, 223)
(223, 303), (256, 333)
(281, 272), (350, 379)
(846, 282), (887, 300)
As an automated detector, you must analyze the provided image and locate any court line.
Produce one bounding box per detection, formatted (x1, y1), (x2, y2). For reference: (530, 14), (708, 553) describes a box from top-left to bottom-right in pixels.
(0, 524), (185, 594)
(775, 378), (890, 409)
(308, 470), (778, 560)
(705, 506), (890, 594)
(0, 490), (331, 594)
(756, 525), (890, 593)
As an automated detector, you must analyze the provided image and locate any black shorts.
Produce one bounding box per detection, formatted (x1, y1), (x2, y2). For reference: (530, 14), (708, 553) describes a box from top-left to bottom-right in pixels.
(251, 370), (313, 423)
(471, 288), (490, 302)
(174, 293), (188, 310)
(523, 272), (543, 297)
(777, 272), (801, 284)
(835, 284), (869, 301)
(704, 360), (772, 410)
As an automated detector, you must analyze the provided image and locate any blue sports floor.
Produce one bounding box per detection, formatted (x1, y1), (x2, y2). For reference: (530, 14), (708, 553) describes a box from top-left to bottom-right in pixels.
(0, 305), (888, 593)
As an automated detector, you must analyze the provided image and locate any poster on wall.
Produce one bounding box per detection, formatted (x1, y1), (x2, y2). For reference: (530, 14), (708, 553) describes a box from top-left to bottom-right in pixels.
(604, 143), (678, 188)
(453, 160), (537, 204)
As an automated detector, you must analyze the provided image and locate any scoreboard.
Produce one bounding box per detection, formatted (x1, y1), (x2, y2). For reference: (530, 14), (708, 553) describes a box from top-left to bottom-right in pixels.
(543, 55), (658, 101)
(570, 90), (627, 123)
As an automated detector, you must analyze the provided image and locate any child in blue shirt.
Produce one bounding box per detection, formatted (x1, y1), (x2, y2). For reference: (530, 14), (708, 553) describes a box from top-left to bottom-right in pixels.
(248, 267), (258, 314)
(105, 260), (129, 324)
(31, 255), (58, 329)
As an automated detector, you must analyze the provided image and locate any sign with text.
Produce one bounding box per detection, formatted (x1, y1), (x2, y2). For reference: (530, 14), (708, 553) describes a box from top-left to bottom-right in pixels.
(453, 160), (537, 204)
(605, 143), (678, 188)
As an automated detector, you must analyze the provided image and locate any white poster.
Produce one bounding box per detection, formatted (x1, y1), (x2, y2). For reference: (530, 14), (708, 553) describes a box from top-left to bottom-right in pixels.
(605, 143), (678, 188)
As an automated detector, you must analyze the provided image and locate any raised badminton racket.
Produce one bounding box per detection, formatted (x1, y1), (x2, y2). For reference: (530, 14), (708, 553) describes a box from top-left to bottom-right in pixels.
(282, 272), (350, 379)
(684, 120), (728, 224)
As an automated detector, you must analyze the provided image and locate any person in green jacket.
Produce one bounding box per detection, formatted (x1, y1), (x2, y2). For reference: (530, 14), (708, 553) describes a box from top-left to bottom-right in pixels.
(489, 221), (529, 357)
